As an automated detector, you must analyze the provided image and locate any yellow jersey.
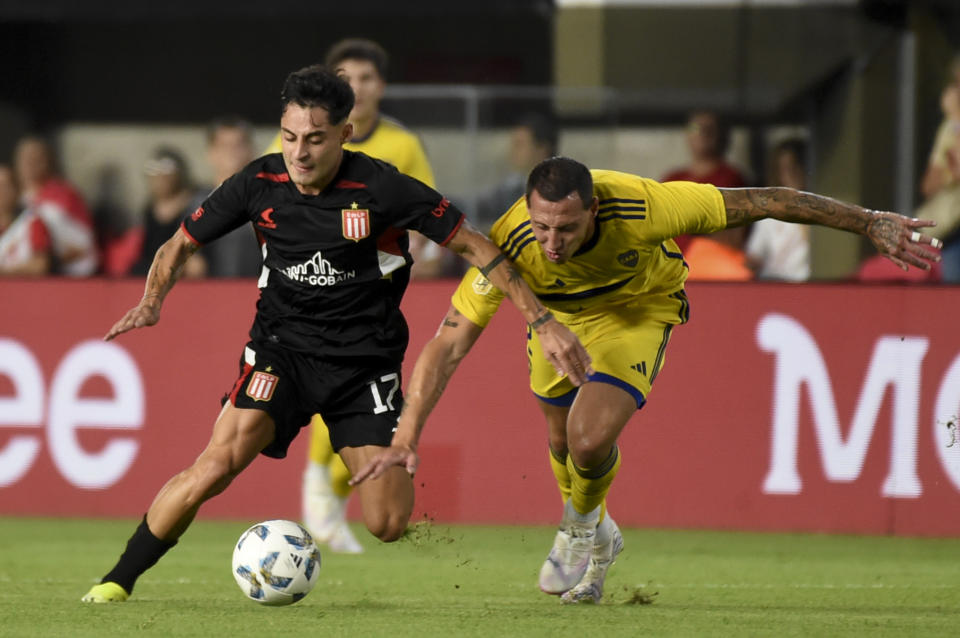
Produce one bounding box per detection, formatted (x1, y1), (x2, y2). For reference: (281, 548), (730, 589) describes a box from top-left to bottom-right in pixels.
(453, 170), (727, 327)
(265, 115), (435, 187)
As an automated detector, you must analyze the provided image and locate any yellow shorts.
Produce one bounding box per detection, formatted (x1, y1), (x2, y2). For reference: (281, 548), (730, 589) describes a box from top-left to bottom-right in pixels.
(528, 290), (689, 409)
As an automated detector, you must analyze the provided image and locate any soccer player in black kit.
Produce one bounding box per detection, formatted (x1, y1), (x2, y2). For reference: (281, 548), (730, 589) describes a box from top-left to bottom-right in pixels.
(82, 65), (592, 603)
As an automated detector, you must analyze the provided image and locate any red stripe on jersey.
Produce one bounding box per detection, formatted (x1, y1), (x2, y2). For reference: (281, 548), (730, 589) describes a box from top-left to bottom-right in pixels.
(335, 179), (367, 189)
(228, 362), (254, 405)
(437, 213), (465, 247)
(179, 221), (203, 246)
(256, 171), (290, 182)
(376, 226), (405, 256)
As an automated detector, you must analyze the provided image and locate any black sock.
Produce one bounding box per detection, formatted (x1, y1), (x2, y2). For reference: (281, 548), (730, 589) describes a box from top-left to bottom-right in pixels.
(101, 515), (177, 594)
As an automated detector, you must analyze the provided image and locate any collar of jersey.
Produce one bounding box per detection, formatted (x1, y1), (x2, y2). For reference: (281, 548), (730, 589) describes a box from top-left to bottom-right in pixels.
(572, 215), (601, 257)
(350, 117), (381, 145)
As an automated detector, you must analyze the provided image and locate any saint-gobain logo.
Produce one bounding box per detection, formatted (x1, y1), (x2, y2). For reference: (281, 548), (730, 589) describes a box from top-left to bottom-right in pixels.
(282, 251), (357, 286)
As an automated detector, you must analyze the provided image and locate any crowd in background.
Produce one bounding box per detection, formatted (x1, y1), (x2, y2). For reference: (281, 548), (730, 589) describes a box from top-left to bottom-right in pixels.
(1, 48), (956, 284)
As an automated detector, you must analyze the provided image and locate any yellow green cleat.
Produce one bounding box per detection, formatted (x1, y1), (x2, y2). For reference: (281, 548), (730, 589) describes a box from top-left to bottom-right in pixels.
(81, 582), (129, 603)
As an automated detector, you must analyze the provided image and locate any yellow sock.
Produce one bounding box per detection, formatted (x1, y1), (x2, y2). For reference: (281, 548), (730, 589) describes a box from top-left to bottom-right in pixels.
(567, 445), (621, 520)
(329, 452), (352, 498)
(308, 414), (352, 498)
(548, 447), (572, 504)
(308, 415), (335, 464)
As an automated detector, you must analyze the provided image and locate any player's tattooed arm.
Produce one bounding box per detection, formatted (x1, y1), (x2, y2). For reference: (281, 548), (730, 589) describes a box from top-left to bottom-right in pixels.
(445, 218), (592, 384)
(719, 187), (941, 271)
(105, 227), (200, 340)
(350, 305), (485, 484)
(442, 308), (461, 329)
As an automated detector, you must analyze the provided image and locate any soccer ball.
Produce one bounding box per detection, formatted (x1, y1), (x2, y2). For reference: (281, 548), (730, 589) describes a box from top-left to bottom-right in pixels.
(231, 519), (321, 606)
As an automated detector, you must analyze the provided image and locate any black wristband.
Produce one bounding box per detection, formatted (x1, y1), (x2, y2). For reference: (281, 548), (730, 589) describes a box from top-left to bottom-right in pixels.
(529, 311), (554, 330)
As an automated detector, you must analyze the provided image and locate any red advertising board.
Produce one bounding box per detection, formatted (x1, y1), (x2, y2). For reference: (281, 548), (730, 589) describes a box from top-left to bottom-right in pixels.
(1, 279), (959, 536)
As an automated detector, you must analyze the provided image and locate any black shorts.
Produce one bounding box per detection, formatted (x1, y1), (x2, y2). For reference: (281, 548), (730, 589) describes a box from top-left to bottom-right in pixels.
(225, 341), (403, 459)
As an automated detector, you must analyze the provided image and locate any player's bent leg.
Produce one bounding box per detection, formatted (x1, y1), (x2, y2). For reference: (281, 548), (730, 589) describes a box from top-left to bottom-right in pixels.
(147, 404), (277, 539)
(565, 382), (633, 517)
(339, 445), (414, 542)
(539, 383), (633, 597)
(82, 404), (275, 602)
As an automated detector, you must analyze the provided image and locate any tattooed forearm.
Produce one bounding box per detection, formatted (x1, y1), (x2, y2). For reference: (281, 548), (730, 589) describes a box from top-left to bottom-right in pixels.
(720, 187), (874, 233)
(141, 230), (197, 308)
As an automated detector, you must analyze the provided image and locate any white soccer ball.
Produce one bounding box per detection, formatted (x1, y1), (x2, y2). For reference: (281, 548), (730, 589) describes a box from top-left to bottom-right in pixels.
(231, 519), (321, 606)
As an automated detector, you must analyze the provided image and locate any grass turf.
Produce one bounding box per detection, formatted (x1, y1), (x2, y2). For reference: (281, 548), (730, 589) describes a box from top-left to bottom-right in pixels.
(1, 516), (958, 637)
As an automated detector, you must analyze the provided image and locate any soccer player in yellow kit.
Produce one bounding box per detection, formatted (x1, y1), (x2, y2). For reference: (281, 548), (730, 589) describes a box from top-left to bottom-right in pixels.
(350, 156), (942, 603)
(266, 39), (437, 554)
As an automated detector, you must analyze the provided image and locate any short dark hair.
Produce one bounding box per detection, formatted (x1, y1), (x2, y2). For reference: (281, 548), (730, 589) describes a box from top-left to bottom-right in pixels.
(325, 38), (389, 79)
(280, 65), (355, 125)
(516, 112), (559, 157)
(206, 115), (253, 146)
(525, 157), (593, 208)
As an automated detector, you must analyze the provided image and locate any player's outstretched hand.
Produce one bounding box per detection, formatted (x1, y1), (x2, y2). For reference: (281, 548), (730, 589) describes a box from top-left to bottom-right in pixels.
(104, 302), (160, 341)
(534, 316), (594, 386)
(867, 213), (943, 272)
(349, 445), (419, 486)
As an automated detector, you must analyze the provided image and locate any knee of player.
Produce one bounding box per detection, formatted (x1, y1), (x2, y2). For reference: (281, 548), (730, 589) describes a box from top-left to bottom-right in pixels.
(567, 435), (613, 469)
(364, 513), (409, 543)
(547, 435), (568, 459)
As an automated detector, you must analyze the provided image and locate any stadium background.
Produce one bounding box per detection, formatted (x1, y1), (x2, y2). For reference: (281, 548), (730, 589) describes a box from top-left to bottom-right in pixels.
(2, 0), (960, 537)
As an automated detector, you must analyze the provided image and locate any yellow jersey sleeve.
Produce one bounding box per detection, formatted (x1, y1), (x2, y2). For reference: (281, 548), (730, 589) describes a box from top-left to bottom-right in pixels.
(392, 136), (436, 188)
(641, 178), (727, 242)
(450, 266), (505, 328)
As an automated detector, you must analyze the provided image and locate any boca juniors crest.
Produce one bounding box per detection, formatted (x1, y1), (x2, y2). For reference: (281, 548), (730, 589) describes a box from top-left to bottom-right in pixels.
(342, 205), (371, 241)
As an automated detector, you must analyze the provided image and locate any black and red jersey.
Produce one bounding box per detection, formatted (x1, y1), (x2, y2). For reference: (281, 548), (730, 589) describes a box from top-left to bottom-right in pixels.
(182, 150), (464, 361)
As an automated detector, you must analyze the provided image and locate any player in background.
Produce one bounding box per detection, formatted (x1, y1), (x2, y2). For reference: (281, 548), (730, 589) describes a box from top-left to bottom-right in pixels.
(266, 38), (439, 554)
(349, 156), (943, 604)
(81, 67), (590, 603)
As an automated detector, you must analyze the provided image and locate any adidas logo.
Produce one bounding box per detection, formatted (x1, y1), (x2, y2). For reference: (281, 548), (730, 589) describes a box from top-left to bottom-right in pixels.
(547, 278), (567, 288)
(629, 362), (648, 376)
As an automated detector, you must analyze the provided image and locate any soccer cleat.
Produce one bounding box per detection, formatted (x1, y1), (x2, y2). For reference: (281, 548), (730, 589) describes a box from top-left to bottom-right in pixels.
(303, 466), (364, 554)
(561, 516), (624, 604)
(538, 504), (599, 595)
(81, 582), (129, 603)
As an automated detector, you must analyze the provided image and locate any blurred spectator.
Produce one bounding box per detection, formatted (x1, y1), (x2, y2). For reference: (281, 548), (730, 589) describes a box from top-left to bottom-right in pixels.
(744, 138), (811, 281)
(0, 163), (51, 276)
(203, 116), (263, 277)
(662, 110), (748, 188)
(264, 38), (444, 278)
(14, 135), (98, 276)
(129, 147), (208, 278)
(914, 54), (960, 283)
(92, 165), (139, 277)
(473, 112), (558, 234)
(663, 110), (750, 279)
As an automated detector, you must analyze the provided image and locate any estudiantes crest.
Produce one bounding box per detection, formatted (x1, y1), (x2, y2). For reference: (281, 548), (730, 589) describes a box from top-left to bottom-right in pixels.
(342, 207), (370, 241)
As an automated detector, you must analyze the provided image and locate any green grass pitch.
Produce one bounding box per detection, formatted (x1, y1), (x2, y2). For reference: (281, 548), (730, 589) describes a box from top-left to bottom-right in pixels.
(1, 516), (958, 637)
